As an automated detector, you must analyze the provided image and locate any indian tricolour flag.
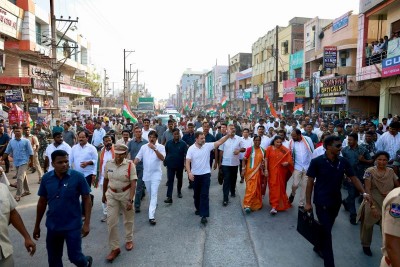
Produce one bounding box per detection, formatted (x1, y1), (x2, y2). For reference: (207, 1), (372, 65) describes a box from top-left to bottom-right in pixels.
(25, 112), (34, 127)
(293, 104), (304, 115)
(220, 96), (228, 108)
(122, 101), (138, 123)
(206, 107), (217, 114)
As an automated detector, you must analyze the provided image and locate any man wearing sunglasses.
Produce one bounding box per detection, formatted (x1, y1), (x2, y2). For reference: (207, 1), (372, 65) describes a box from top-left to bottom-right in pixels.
(305, 136), (371, 267)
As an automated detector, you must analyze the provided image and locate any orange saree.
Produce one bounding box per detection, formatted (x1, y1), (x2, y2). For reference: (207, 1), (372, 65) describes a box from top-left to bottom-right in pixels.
(266, 145), (294, 211)
(243, 146), (265, 211)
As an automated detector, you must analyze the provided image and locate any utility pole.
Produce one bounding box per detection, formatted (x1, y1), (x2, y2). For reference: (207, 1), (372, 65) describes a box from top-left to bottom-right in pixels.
(50, 0), (59, 117)
(123, 49), (134, 105)
(275, 25), (279, 110)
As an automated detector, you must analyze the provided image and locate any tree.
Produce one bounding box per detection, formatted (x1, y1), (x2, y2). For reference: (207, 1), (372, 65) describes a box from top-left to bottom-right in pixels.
(75, 70), (102, 96)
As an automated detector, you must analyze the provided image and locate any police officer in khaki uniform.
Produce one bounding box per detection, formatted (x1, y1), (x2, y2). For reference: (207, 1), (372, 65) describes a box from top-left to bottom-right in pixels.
(380, 187), (400, 267)
(102, 144), (137, 262)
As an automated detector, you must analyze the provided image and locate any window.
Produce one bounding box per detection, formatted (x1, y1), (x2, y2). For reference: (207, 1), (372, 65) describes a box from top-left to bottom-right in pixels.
(36, 22), (42, 44)
(282, 71), (288, 81)
(294, 68), (302, 78)
(340, 57), (347, 67)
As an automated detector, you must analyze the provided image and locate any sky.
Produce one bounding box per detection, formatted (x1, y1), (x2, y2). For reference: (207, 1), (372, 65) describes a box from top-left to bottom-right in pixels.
(35, 0), (359, 100)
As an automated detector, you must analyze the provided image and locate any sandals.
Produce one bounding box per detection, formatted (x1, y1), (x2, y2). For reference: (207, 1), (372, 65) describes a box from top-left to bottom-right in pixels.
(14, 196), (21, 202)
(21, 192), (31, 197)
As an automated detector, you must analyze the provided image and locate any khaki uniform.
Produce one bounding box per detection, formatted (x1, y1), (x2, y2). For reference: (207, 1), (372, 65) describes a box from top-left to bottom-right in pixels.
(380, 187), (400, 267)
(105, 159), (137, 250)
(26, 135), (44, 180)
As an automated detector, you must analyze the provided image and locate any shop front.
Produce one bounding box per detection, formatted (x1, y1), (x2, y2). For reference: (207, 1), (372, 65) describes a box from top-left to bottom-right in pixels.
(318, 75), (347, 116)
(283, 78), (302, 115)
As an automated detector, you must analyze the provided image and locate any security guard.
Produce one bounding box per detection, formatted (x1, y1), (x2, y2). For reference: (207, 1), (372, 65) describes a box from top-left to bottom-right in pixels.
(102, 144), (137, 262)
(380, 187), (400, 267)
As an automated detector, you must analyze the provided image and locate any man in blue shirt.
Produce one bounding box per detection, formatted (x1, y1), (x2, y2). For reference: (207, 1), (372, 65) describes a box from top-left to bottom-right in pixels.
(33, 149), (93, 267)
(3, 126), (33, 201)
(302, 123), (318, 148)
(182, 123), (195, 189)
(0, 124), (10, 173)
(52, 120), (64, 135)
(305, 136), (370, 267)
(127, 126), (148, 213)
(164, 128), (187, 203)
(91, 121), (106, 151)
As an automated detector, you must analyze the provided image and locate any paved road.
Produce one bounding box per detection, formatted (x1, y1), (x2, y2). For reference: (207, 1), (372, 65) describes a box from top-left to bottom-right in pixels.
(8, 167), (382, 267)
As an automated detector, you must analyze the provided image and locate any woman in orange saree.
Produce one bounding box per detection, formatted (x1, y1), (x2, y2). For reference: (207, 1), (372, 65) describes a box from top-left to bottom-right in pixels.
(241, 136), (265, 214)
(265, 136), (294, 215)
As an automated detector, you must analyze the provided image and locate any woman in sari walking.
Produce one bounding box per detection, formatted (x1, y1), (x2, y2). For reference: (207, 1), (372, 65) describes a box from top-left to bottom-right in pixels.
(357, 151), (399, 256)
(241, 136), (265, 213)
(265, 136), (294, 215)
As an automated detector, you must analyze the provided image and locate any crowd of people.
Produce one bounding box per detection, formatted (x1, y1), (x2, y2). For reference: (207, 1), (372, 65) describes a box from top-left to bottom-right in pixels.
(1, 111), (400, 267)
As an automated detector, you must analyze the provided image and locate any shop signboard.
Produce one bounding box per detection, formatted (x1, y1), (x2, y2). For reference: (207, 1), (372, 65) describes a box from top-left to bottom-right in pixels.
(298, 80), (310, 98)
(85, 97), (101, 105)
(0, 7), (19, 39)
(236, 90), (243, 99)
(359, 0), (385, 13)
(28, 103), (39, 120)
(320, 76), (346, 95)
(332, 13), (349, 32)
(5, 89), (24, 103)
(243, 92), (251, 99)
(32, 78), (52, 90)
(295, 87), (305, 104)
(323, 46), (337, 69)
(320, 96), (347, 105)
(283, 79), (301, 103)
(58, 97), (70, 107)
(382, 55), (400, 78)
(59, 83), (91, 96)
(263, 82), (274, 101)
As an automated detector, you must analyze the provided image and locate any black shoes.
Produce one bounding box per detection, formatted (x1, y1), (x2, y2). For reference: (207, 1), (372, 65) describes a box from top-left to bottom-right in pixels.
(223, 201), (228, 206)
(342, 199), (349, 211)
(288, 194), (294, 204)
(149, 219), (156, 225)
(164, 197), (173, 204)
(231, 194), (236, 198)
(177, 193), (183, 198)
(363, 246), (372, 256)
(195, 210), (200, 215)
(188, 184), (193, 189)
(240, 178), (244, 183)
(201, 217), (207, 224)
(350, 216), (357, 225)
(135, 208), (140, 213)
(87, 256), (93, 267)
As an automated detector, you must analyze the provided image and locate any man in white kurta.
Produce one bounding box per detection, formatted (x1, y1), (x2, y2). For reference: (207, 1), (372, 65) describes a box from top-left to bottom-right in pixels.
(134, 131), (166, 224)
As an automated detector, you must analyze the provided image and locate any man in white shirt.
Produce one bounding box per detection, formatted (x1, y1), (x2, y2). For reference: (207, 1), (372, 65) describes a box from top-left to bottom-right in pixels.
(91, 122), (106, 151)
(239, 128), (253, 183)
(219, 125), (246, 206)
(97, 135), (115, 222)
(134, 130), (165, 225)
(44, 132), (71, 172)
(254, 125), (271, 149)
(253, 118), (267, 136)
(185, 129), (231, 225)
(278, 130), (289, 148)
(70, 131), (98, 217)
(375, 121), (400, 162)
(288, 129), (314, 207)
(141, 118), (154, 141)
(117, 130), (132, 145)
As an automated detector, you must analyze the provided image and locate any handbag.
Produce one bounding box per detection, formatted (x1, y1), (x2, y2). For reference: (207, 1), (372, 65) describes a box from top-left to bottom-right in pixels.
(297, 207), (322, 246)
(218, 168), (223, 185)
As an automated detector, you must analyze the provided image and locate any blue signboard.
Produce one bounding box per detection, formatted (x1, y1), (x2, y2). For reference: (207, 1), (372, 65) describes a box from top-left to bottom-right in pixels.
(332, 15), (349, 32)
(5, 89), (24, 103)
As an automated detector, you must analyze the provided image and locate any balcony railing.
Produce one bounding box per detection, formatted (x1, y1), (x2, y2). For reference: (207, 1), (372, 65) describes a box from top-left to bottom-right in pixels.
(365, 51), (387, 66)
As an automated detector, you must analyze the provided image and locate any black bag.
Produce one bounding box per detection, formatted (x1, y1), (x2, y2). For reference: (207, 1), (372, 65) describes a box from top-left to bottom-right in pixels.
(218, 168), (223, 185)
(297, 207), (322, 246)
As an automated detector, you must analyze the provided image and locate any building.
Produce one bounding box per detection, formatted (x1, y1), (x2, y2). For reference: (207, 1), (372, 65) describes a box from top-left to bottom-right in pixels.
(356, 0), (400, 118)
(228, 52), (252, 112)
(0, 0), (97, 122)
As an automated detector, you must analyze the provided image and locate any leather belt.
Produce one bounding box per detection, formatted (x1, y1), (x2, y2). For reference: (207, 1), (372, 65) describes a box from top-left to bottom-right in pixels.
(108, 184), (131, 193)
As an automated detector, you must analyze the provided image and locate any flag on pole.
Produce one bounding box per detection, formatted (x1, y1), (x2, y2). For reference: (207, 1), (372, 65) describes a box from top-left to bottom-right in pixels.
(189, 100), (194, 110)
(246, 108), (251, 117)
(122, 101), (138, 123)
(280, 106), (285, 117)
(206, 107), (217, 114)
(265, 96), (278, 118)
(293, 104), (304, 115)
(25, 112), (34, 127)
(221, 96), (228, 108)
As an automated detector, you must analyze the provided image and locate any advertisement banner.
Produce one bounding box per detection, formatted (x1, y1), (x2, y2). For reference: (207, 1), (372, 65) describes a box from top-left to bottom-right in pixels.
(323, 46), (337, 69)
(85, 97), (101, 105)
(59, 83), (91, 96)
(5, 89), (24, 103)
(0, 7), (19, 39)
(263, 82), (274, 101)
(28, 103), (39, 120)
(387, 40), (400, 59)
(382, 55), (400, 78)
(298, 80), (310, 98)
